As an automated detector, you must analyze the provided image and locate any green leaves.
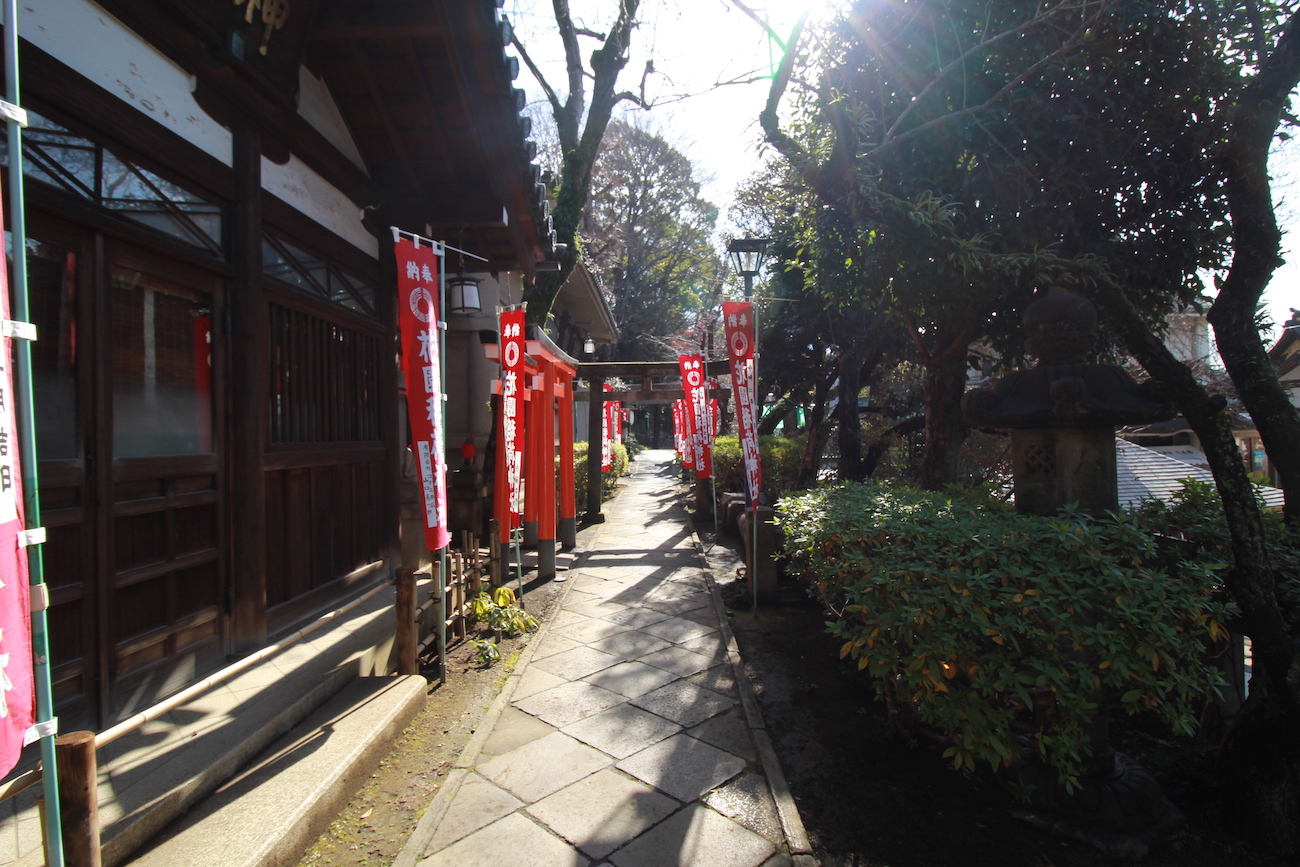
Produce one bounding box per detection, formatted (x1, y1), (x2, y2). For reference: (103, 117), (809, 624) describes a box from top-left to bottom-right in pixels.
(778, 482), (1232, 787)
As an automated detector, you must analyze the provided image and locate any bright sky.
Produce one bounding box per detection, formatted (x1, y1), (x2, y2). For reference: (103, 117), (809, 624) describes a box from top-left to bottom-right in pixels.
(506, 0), (1296, 342)
(505, 0), (816, 214)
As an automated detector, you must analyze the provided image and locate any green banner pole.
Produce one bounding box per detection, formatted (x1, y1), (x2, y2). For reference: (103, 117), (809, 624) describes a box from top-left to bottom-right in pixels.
(4, 3), (65, 863)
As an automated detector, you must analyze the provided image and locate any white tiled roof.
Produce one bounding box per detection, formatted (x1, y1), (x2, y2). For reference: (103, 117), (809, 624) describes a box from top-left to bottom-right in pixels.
(1116, 439), (1285, 510)
(1144, 445), (1209, 467)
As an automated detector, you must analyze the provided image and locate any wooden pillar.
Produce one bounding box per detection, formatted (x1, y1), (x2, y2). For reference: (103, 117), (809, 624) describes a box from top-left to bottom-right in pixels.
(522, 381), (539, 547)
(228, 127), (267, 653)
(395, 568), (417, 675)
(586, 377), (605, 521)
(56, 731), (99, 867)
(558, 369), (577, 548)
(537, 359), (557, 580)
(494, 383), (509, 547)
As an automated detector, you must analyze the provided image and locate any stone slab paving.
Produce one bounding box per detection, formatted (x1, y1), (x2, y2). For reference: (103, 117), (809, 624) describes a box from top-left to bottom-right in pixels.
(396, 450), (814, 867)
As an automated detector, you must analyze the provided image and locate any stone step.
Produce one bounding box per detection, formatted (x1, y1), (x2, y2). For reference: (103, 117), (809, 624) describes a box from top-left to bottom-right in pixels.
(126, 675), (426, 867)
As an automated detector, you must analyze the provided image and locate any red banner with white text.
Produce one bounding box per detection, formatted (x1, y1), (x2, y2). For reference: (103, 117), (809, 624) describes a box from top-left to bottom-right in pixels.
(674, 400), (690, 468)
(396, 236), (450, 551)
(0, 231), (34, 776)
(601, 383), (614, 470)
(723, 302), (762, 507)
(500, 309), (526, 529)
(678, 354), (711, 479)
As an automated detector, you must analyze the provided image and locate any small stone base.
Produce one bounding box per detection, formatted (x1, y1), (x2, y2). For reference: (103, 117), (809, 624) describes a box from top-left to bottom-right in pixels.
(1004, 751), (1184, 859)
(1010, 803), (1184, 860)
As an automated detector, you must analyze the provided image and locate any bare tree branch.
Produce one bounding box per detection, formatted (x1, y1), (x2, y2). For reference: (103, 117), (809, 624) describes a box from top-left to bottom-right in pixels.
(614, 60), (655, 109)
(512, 36), (563, 120)
(553, 0), (587, 149)
(759, 12), (811, 166)
(728, 0), (786, 50)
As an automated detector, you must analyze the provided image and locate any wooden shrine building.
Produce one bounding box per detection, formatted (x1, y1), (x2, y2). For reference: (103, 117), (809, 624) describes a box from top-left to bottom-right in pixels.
(13, 0), (565, 729)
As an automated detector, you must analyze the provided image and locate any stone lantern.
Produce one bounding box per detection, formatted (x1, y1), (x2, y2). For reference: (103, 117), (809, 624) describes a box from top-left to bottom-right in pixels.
(961, 288), (1181, 852)
(963, 288), (1172, 514)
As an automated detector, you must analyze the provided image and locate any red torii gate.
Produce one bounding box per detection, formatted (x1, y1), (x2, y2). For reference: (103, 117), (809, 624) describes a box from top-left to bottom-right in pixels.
(488, 327), (578, 581)
(576, 360), (730, 520)
(486, 351), (732, 579)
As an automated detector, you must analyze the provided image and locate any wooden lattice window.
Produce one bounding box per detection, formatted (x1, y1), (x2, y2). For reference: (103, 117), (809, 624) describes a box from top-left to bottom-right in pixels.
(268, 304), (382, 444)
(12, 110), (224, 254)
(263, 233), (377, 318)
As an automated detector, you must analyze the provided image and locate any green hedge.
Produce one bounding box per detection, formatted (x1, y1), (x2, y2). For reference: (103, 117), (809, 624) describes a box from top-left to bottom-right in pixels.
(778, 482), (1231, 788)
(710, 434), (805, 500)
(567, 441), (629, 505)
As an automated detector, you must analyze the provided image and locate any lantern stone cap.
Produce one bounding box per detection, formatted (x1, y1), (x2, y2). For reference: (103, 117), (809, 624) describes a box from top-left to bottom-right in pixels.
(962, 288), (1173, 429)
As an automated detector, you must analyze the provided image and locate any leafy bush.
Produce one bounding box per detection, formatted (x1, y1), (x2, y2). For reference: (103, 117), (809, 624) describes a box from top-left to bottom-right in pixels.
(1128, 479), (1300, 632)
(569, 441), (630, 506)
(469, 586), (538, 666)
(712, 434), (805, 499)
(778, 482), (1232, 788)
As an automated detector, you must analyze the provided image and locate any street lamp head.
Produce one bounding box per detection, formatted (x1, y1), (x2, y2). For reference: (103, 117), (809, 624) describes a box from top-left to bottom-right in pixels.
(727, 237), (769, 278)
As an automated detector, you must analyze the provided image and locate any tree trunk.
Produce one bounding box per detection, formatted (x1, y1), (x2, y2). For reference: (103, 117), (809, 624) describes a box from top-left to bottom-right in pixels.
(914, 317), (977, 491)
(863, 414), (925, 478)
(1208, 6), (1300, 525)
(837, 341), (867, 481)
(758, 390), (800, 436)
(797, 370), (835, 488)
(919, 356), (968, 490)
(1220, 703), (1300, 857)
(1091, 279), (1299, 714)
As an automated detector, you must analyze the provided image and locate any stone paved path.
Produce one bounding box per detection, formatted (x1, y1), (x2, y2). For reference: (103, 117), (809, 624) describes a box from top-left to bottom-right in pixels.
(394, 450), (813, 867)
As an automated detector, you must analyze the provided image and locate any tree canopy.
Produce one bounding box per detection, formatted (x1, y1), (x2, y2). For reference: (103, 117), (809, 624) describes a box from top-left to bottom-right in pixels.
(752, 0), (1300, 846)
(582, 120), (721, 361)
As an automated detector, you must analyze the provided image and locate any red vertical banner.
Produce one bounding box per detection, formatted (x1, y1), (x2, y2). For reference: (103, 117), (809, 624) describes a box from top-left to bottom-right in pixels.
(396, 236), (450, 551)
(601, 383), (614, 471)
(0, 233), (34, 777)
(678, 354), (711, 479)
(723, 302), (762, 507)
(674, 400), (690, 468)
(708, 380), (720, 442)
(499, 309), (526, 529)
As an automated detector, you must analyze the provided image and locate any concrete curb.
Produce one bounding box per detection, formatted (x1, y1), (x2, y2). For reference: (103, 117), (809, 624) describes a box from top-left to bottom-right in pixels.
(690, 523), (817, 863)
(392, 498), (616, 867)
(130, 675), (428, 867)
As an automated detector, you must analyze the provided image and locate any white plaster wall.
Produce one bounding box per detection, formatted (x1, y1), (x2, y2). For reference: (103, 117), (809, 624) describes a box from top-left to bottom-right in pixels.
(297, 67), (368, 173)
(24, 0), (377, 258)
(21, 0), (233, 165)
(261, 155), (378, 257)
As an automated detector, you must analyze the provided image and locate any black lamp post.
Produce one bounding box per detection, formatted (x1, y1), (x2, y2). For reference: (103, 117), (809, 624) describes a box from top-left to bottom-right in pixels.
(727, 238), (768, 297)
(726, 237), (769, 612)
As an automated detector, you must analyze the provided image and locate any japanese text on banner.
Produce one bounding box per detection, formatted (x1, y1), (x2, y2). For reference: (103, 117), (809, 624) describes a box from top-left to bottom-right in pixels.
(723, 301), (762, 507)
(395, 236), (449, 551)
(499, 309), (527, 528)
(0, 227), (33, 777)
(677, 354), (712, 479)
(601, 383), (614, 471)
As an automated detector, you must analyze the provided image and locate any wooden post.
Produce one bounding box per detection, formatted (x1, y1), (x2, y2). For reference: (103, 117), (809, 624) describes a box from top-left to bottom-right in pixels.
(558, 370), (577, 548)
(488, 518), (502, 587)
(453, 551), (467, 642)
(56, 731), (99, 867)
(523, 384), (540, 547)
(538, 360), (557, 579)
(586, 376), (605, 520)
(228, 127), (268, 653)
(395, 568), (417, 676)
